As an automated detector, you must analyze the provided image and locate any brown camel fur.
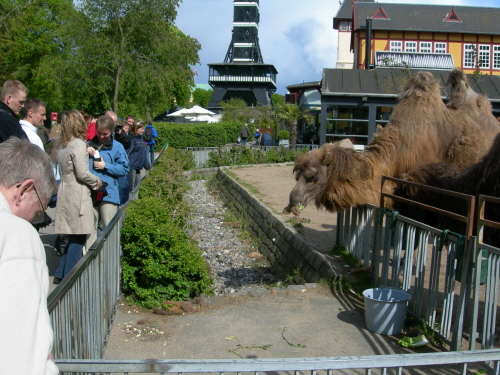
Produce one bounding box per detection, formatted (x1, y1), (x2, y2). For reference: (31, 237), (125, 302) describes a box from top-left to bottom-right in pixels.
(284, 69), (500, 216)
(395, 130), (500, 245)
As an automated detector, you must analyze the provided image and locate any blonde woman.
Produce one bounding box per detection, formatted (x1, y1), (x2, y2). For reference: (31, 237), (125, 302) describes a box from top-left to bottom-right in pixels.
(53, 111), (102, 283)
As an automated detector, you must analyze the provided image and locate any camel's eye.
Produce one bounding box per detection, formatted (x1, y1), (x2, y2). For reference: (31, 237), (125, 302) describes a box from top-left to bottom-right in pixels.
(305, 174), (317, 183)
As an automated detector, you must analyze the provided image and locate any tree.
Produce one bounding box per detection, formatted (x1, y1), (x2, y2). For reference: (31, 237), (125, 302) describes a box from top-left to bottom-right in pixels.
(70, 0), (200, 117)
(0, 0), (75, 89)
(272, 93), (285, 106)
(191, 88), (213, 108)
(276, 103), (312, 149)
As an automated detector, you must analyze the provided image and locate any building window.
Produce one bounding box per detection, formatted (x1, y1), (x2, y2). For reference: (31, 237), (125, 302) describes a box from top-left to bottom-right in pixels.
(340, 21), (352, 31)
(420, 42), (432, 53)
(494, 45), (500, 70)
(325, 105), (369, 146)
(405, 41), (417, 52)
(390, 41), (402, 52)
(435, 42), (447, 54)
(464, 44), (475, 68)
(478, 45), (490, 68)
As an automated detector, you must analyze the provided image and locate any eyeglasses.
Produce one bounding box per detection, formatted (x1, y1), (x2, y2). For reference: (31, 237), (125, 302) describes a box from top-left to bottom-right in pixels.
(16, 183), (48, 225)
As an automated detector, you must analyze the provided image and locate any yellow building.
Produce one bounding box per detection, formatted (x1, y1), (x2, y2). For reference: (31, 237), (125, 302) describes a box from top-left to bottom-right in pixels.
(334, 0), (500, 75)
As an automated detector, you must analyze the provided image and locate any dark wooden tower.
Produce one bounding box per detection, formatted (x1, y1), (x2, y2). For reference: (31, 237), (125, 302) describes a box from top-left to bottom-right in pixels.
(207, 0), (278, 111)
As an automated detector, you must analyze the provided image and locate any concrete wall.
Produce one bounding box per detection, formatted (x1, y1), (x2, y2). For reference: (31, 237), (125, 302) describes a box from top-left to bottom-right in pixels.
(212, 167), (341, 283)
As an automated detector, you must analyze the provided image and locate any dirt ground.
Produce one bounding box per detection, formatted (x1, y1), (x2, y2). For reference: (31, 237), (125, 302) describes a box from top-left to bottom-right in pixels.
(228, 164), (338, 254)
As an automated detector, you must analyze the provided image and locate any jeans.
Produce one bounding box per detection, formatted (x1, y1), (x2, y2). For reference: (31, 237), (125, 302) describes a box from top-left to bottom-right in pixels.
(147, 144), (155, 166)
(54, 234), (87, 279)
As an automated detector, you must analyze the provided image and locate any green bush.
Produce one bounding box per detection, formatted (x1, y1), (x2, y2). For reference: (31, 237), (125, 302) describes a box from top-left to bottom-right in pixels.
(153, 121), (241, 149)
(205, 146), (309, 167)
(121, 147), (213, 308)
(278, 129), (290, 140)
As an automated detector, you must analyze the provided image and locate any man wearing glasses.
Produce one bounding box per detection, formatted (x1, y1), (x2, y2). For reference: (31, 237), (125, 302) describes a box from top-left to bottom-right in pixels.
(0, 80), (29, 143)
(0, 138), (58, 374)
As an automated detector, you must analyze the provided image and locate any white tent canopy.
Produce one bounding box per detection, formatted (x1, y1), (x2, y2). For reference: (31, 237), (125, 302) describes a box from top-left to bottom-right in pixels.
(167, 105), (215, 118)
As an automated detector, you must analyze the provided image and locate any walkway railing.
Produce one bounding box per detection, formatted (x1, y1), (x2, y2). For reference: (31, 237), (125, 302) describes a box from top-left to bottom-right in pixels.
(47, 209), (123, 359)
(56, 349), (500, 374)
(47, 142), (168, 359)
(336, 177), (500, 353)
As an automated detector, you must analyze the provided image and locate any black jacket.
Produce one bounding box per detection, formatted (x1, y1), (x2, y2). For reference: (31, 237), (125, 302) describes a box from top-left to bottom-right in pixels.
(0, 101), (28, 142)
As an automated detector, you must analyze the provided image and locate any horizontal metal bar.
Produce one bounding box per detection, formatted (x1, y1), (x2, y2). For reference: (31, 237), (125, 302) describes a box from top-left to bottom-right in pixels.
(56, 350), (500, 372)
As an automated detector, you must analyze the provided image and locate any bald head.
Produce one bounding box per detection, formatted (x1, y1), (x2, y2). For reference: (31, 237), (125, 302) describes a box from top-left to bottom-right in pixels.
(105, 110), (118, 123)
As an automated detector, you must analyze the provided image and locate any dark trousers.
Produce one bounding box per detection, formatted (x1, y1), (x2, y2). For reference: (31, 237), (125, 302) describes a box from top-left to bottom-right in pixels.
(54, 234), (87, 279)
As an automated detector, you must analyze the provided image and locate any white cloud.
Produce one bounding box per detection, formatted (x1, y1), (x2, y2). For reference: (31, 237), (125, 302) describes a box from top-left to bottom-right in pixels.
(176, 0), (500, 95)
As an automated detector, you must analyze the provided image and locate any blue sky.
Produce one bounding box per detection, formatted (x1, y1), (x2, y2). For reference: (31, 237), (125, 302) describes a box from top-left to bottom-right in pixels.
(175, 0), (500, 95)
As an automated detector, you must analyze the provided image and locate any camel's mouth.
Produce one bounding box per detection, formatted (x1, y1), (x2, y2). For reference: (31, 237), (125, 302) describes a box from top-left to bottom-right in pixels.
(283, 201), (305, 216)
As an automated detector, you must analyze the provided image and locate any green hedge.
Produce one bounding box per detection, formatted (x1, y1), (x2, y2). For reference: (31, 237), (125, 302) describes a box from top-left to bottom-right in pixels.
(121, 148), (213, 308)
(153, 121), (242, 149)
(205, 146), (309, 167)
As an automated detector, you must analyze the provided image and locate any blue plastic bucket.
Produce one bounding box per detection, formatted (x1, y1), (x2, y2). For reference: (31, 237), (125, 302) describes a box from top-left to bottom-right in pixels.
(363, 288), (411, 335)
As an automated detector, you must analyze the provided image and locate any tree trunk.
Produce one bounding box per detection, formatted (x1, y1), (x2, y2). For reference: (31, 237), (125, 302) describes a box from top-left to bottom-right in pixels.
(290, 120), (297, 150)
(113, 64), (122, 113)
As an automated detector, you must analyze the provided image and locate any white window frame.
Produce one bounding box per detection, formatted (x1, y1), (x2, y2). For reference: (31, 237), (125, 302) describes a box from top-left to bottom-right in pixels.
(493, 45), (500, 70)
(390, 41), (402, 52)
(434, 42), (447, 54)
(405, 41), (417, 53)
(478, 44), (490, 68)
(464, 44), (476, 68)
(420, 42), (432, 53)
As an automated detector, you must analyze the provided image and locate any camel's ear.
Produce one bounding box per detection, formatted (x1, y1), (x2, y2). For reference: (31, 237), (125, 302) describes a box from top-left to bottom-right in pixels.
(336, 138), (354, 149)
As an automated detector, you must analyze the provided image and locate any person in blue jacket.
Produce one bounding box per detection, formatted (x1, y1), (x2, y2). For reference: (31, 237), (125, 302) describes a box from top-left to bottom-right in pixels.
(128, 122), (151, 190)
(87, 115), (129, 230)
(143, 121), (158, 166)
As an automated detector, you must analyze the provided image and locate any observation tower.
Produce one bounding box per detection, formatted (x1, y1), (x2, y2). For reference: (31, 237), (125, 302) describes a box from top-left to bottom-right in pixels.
(207, 0), (278, 111)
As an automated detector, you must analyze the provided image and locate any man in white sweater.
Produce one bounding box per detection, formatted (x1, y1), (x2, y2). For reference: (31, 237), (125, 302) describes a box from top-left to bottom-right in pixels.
(0, 138), (58, 374)
(20, 97), (47, 150)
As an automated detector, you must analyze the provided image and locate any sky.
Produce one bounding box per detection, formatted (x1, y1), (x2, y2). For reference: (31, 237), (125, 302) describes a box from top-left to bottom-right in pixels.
(175, 0), (500, 95)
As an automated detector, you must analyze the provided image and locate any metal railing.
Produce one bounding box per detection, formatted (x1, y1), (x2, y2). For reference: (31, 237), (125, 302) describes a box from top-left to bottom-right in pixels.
(470, 195), (500, 351)
(56, 349), (500, 374)
(48, 142), (169, 360)
(48, 210), (123, 359)
(336, 177), (500, 352)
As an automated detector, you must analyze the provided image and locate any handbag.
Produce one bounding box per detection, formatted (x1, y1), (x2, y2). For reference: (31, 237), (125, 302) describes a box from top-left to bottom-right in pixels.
(91, 182), (109, 206)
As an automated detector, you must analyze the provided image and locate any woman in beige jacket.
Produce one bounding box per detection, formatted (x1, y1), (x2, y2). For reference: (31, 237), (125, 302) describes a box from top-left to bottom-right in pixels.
(54, 111), (102, 283)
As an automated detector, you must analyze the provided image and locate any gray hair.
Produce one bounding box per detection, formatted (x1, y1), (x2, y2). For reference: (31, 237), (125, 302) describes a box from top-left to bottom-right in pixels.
(0, 138), (55, 200)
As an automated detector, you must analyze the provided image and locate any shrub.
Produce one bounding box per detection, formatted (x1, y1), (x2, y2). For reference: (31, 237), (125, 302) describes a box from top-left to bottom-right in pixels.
(278, 129), (290, 140)
(121, 147), (213, 308)
(205, 146), (308, 167)
(153, 121), (241, 149)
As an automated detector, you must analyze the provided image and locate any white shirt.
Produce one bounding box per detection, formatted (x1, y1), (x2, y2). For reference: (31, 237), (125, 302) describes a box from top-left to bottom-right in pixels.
(0, 193), (59, 374)
(20, 119), (45, 150)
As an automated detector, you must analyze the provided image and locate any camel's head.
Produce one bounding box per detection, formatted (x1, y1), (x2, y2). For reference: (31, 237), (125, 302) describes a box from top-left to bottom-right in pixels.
(399, 71), (441, 101)
(446, 68), (492, 113)
(283, 139), (353, 215)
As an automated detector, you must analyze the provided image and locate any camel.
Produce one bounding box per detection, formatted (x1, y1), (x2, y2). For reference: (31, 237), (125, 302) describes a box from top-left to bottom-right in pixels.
(284, 69), (500, 216)
(395, 130), (500, 245)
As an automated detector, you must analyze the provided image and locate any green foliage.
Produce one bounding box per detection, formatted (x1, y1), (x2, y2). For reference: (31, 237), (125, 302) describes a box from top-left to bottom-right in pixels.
(276, 103), (312, 150)
(153, 121), (241, 149)
(277, 130), (290, 140)
(272, 93), (285, 106)
(121, 147), (212, 308)
(190, 88), (213, 108)
(3, 0), (201, 117)
(205, 146), (307, 167)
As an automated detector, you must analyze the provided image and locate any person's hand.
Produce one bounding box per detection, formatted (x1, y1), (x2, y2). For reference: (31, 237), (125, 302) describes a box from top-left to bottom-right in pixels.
(94, 160), (106, 170)
(87, 147), (96, 156)
(97, 179), (103, 189)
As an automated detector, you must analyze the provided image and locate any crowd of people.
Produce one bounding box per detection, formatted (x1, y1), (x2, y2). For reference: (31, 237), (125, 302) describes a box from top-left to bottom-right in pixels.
(0, 79), (158, 374)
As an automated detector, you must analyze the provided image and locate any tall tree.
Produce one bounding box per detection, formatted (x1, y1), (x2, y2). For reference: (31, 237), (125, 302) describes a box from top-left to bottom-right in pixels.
(72, 0), (200, 117)
(0, 0), (74, 86)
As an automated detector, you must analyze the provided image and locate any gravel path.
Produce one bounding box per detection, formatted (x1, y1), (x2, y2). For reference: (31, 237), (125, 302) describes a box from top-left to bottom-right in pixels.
(185, 179), (275, 295)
